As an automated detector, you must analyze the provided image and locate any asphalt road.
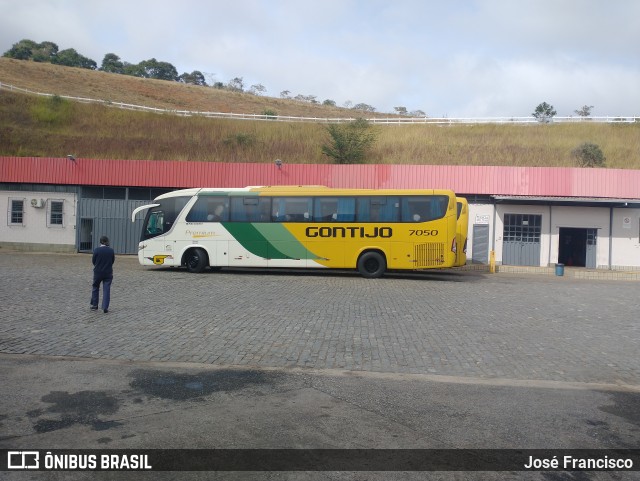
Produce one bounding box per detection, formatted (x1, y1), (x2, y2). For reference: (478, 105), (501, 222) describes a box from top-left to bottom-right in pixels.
(0, 252), (638, 480)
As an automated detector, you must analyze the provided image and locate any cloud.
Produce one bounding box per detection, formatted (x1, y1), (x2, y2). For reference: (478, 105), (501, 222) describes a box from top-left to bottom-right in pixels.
(0, 0), (638, 116)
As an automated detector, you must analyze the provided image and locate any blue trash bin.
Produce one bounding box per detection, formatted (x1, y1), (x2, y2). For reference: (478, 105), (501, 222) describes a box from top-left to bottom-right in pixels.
(555, 263), (564, 276)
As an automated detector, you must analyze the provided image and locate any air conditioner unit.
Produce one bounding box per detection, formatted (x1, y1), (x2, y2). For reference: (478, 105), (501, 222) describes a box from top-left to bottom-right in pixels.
(30, 198), (45, 208)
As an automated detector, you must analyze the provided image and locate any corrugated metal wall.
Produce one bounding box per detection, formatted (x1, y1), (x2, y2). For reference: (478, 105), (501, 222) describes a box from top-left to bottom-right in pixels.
(2, 157), (640, 200)
(78, 199), (148, 254)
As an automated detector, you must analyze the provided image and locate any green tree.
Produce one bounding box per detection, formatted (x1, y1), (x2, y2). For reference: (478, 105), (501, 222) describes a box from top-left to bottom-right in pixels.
(321, 118), (377, 164)
(179, 71), (207, 85)
(100, 53), (124, 73)
(3, 39), (58, 62)
(136, 58), (178, 81)
(294, 94), (318, 104)
(227, 77), (244, 92)
(352, 103), (376, 113)
(532, 102), (557, 123)
(249, 83), (267, 95)
(122, 61), (145, 77)
(52, 48), (97, 69)
(574, 105), (594, 117)
(571, 143), (606, 167)
(32, 41), (59, 62)
(3, 39), (39, 59)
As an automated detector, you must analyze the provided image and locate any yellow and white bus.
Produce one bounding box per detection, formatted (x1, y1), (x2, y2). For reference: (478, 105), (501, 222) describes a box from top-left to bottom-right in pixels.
(455, 197), (469, 266)
(132, 186), (463, 278)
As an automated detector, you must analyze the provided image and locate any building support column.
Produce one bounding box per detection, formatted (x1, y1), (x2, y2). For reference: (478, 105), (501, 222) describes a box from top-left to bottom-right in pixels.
(608, 207), (613, 270)
(548, 204), (553, 266)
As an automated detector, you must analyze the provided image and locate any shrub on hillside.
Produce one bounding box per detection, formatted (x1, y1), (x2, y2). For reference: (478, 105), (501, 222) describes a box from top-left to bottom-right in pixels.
(223, 132), (256, 148)
(30, 95), (73, 125)
(571, 142), (606, 167)
(262, 109), (277, 119)
(321, 118), (377, 164)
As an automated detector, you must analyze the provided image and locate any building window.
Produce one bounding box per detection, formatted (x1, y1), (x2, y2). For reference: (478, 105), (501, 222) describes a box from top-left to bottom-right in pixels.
(48, 200), (64, 227)
(9, 199), (24, 225)
(503, 213), (541, 243)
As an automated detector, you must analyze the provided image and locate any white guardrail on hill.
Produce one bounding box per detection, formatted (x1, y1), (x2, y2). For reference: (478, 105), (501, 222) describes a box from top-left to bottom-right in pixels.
(1, 81), (638, 125)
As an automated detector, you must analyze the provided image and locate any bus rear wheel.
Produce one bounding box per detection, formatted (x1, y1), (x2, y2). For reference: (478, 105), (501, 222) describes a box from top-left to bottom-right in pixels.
(185, 248), (208, 273)
(357, 251), (386, 278)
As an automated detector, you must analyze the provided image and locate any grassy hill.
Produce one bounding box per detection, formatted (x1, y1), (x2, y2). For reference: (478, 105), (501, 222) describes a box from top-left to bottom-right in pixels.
(1, 57), (639, 168)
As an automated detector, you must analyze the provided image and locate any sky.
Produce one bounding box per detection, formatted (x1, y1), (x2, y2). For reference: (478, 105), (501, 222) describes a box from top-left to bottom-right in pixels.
(1, 0), (638, 117)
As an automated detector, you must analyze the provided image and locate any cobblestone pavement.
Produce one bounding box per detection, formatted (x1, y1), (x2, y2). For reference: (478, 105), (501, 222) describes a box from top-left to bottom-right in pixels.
(0, 252), (638, 386)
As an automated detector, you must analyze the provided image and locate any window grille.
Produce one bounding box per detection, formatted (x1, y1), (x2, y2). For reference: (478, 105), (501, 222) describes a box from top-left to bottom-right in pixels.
(48, 200), (64, 227)
(9, 199), (24, 225)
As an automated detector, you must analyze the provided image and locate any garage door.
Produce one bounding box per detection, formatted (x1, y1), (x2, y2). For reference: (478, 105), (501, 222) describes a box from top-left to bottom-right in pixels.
(502, 214), (541, 266)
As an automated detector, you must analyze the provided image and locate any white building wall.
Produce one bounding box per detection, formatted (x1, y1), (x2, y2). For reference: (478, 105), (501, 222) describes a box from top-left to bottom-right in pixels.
(468, 202), (640, 269)
(0, 191), (77, 252)
(610, 208), (640, 269)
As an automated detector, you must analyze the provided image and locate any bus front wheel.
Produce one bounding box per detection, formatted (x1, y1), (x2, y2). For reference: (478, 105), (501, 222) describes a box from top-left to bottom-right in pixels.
(357, 251), (386, 278)
(185, 248), (208, 273)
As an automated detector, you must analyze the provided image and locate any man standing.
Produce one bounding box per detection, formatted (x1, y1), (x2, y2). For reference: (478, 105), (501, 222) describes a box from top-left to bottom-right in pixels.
(91, 235), (115, 313)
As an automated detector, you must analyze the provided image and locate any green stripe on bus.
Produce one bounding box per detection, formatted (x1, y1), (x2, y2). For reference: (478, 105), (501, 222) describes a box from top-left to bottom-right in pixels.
(253, 223), (321, 260)
(221, 223), (320, 260)
(221, 223), (286, 258)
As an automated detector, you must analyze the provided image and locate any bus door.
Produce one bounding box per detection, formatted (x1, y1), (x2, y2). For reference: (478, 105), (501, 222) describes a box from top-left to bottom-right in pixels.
(132, 196), (190, 266)
(131, 203), (160, 261)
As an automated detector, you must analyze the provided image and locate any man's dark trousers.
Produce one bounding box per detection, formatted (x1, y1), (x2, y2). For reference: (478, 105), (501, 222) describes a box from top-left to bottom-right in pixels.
(91, 274), (112, 310)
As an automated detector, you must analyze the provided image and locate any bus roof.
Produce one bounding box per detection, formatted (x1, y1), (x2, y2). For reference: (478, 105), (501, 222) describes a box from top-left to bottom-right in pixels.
(154, 186), (457, 200)
(154, 187), (250, 200)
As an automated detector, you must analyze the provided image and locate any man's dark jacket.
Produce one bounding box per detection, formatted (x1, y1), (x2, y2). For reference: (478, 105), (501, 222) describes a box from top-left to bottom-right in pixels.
(92, 245), (115, 276)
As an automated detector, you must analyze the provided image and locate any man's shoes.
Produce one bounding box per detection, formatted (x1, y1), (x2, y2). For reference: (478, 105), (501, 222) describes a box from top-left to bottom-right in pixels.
(90, 305), (98, 310)
(103, 309), (108, 313)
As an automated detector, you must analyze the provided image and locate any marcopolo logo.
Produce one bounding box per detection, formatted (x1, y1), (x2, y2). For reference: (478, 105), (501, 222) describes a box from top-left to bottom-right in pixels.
(8, 451), (39, 469)
(306, 226), (393, 239)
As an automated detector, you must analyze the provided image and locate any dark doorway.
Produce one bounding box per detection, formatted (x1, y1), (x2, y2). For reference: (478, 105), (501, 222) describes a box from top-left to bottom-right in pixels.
(558, 228), (592, 267)
(79, 218), (93, 252)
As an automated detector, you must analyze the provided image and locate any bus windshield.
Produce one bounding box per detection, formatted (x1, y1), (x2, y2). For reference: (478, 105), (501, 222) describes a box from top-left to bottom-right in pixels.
(141, 196), (190, 240)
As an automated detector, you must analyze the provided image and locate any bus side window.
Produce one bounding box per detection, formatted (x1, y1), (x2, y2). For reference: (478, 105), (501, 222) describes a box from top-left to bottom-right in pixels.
(336, 197), (356, 222)
(272, 197), (312, 222)
(358, 197), (399, 222)
(402, 197), (429, 222)
(207, 201), (228, 221)
(230, 197), (269, 222)
(432, 196), (449, 220)
(314, 198), (338, 222)
(230, 197), (250, 221)
(185, 198), (206, 222)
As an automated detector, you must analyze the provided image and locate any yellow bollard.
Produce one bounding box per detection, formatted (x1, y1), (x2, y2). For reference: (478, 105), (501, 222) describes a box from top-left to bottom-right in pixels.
(489, 250), (496, 273)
